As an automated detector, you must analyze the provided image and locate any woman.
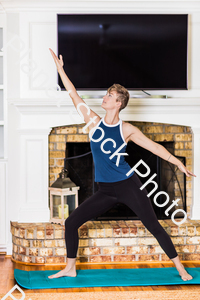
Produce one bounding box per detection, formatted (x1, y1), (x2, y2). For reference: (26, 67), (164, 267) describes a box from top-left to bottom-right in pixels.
(48, 48), (195, 281)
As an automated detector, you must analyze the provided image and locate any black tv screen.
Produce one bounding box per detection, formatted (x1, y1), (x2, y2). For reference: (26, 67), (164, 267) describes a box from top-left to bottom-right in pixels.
(57, 14), (188, 90)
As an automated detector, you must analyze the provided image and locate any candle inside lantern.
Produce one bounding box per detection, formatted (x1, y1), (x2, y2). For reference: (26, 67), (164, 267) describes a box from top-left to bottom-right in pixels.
(58, 204), (69, 219)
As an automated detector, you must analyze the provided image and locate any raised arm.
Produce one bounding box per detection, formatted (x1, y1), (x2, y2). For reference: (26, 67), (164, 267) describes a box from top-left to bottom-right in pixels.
(49, 48), (101, 128)
(123, 122), (196, 178)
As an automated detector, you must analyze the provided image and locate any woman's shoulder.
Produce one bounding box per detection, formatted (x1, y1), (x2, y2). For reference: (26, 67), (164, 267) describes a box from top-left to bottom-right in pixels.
(121, 120), (137, 137)
(122, 120), (137, 129)
(121, 120), (133, 130)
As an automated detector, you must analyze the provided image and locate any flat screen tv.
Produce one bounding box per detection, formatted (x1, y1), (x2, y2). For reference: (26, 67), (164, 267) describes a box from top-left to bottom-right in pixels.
(57, 14), (188, 90)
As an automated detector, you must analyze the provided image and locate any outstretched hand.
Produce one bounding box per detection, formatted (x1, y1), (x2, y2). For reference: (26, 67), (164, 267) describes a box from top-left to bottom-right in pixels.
(177, 163), (196, 177)
(49, 48), (64, 71)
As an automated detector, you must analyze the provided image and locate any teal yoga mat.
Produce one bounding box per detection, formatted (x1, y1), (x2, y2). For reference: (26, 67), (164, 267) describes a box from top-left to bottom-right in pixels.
(14, 267), (200, 289)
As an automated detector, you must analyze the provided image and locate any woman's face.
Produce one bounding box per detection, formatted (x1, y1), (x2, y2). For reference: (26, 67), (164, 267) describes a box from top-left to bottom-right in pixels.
(101, 90), (121, 111)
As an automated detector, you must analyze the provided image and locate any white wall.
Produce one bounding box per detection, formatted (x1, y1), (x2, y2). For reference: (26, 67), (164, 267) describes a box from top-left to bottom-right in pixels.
(1, 0), (200, 254)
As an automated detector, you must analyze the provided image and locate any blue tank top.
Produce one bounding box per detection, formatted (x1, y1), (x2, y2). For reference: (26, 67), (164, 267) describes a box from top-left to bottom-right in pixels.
(90, 117), (134, 182)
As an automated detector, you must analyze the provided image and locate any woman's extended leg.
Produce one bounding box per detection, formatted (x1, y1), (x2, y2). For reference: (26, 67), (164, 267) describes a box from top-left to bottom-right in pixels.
(115, 172), (193, 281)
(48, 189), (118, 279)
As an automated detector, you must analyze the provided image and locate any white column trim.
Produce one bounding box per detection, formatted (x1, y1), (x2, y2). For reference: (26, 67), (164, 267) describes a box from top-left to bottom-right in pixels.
(18, 129), (50, 222)
(0, 162), (6, 245)
(190, 126), (200, 219)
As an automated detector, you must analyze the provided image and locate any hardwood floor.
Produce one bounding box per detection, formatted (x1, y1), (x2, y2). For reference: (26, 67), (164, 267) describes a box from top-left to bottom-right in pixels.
(1, 254), (200, 294)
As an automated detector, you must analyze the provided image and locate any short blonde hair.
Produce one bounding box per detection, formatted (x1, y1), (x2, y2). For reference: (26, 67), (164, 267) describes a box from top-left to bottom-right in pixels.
(107, 83), (130, 112)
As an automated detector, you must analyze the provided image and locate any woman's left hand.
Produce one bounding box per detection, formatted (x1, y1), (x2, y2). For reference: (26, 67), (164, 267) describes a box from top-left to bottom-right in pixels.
(177, 163), (196, 177)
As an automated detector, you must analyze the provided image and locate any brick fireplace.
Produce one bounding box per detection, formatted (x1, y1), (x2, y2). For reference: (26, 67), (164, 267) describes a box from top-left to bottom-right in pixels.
(9, 96), (200, 263)
(11, 120), (196, 264)
(49, 121), (192, 218)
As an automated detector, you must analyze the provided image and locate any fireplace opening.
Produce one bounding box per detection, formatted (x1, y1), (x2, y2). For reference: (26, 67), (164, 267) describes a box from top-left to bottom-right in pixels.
(64, 141), (186, 221)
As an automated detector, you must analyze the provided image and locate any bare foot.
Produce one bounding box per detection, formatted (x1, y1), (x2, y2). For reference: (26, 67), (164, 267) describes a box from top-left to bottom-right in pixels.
(48, 267), (77, 279)
(177, 263), (193, 281)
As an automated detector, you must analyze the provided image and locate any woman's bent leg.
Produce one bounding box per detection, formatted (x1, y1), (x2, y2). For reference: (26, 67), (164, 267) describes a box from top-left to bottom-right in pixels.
(65, 190), (117, 258)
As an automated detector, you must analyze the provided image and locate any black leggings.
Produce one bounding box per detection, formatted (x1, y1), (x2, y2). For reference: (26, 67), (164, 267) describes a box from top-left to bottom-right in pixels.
(65, 172), (178, 259)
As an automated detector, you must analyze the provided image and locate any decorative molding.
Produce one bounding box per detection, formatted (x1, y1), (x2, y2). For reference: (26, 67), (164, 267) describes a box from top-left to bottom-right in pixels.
(18, 134), (50, 222)
(17, 128), (52, 135)
(18, 207), (50, 223)
(0, 246), (7, 251)
(9, 97), (200, 115)
(1, 1), (200, 13)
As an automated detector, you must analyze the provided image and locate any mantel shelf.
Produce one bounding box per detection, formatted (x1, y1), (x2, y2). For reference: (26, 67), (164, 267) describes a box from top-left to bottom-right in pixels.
(7, 96), (200, 129)
(9, 97), (200, 115)
(8, 97), (200, 105)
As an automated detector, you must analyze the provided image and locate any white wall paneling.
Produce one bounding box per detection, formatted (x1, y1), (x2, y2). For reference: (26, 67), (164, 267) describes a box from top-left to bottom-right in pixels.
(0, 162), (6, 247)
(19, 12), (57, 98)
(0, 55), (3, 84)
(18, 130), (50, 222)
(0, 13), (7, 253)
(29, 22), (57, 90)
(0, 90), (3, 121)
(0, 125), (4, 158)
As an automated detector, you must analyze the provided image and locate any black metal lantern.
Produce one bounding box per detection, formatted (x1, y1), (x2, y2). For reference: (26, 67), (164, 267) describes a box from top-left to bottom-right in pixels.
(49, 168), (80, 225)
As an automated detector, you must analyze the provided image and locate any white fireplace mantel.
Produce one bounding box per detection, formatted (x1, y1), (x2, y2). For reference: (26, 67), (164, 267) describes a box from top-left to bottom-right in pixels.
(9, 97), (200, 127)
